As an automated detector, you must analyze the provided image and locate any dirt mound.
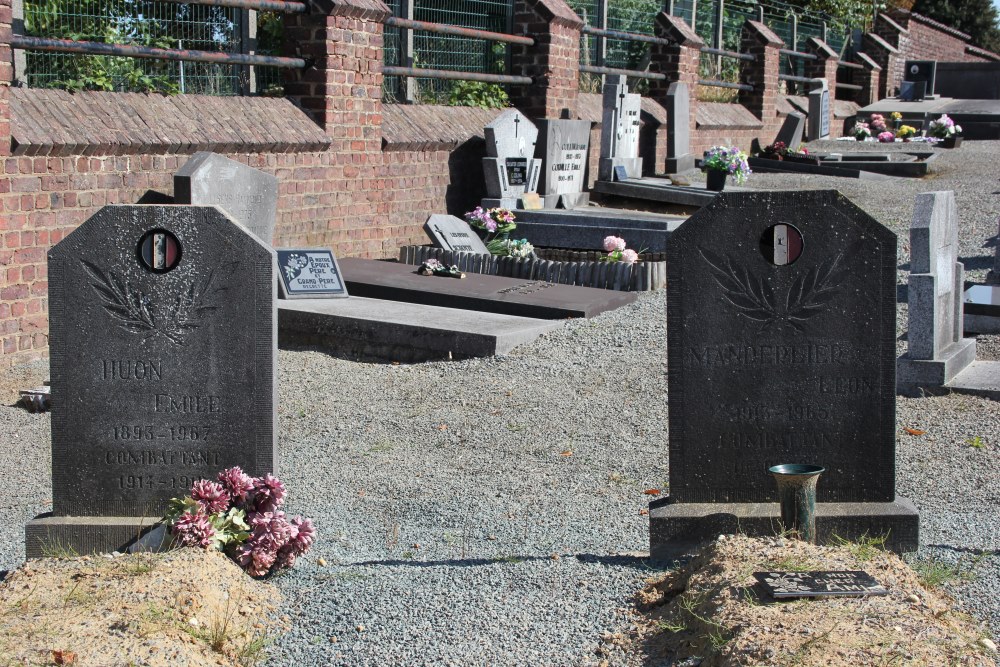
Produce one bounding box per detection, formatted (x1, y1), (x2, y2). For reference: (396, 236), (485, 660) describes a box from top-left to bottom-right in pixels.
(0, 548), (281, 666)
(623, 534), (996, 666)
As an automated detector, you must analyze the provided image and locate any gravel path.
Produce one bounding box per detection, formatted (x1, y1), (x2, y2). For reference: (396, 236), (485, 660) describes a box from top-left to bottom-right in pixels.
(0, 140), (998, 666)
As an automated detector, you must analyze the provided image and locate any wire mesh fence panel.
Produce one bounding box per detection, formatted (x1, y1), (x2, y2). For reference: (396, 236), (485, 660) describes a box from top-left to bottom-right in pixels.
(383, 0), (512, 104)
(565, 0), (598, 92)
(21, 0), (250, 94)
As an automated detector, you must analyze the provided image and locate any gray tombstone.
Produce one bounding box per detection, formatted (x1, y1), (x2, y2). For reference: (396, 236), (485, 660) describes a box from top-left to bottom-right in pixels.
(775, 112), (806, 150)
(26, 205), (277, 557)
(807, 79), (830, 141)
(650, 190), (917, 558)
(897, 192), (976, 389)
(599, 76), (643, 181)
(481, 110), (542, 209)
(174, 152), (279, 246)
(424, 214), (490, 254)
(987, 218), (1000, 284)
(535, 119), (592, 209)
(665, 82), (695, 174)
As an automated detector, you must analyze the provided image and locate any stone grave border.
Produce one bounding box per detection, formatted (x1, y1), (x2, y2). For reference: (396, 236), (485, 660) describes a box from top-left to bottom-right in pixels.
(399, 246), (665, 292)
(748, 151), (939, 178)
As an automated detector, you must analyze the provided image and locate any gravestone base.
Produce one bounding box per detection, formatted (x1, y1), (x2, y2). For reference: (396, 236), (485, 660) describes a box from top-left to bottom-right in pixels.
(897, 337), (977, 391)
(965, 313), (1000, 334)
(599, 157), (643, 182)
(664, 154), (696, 175)
(481, 197), (522, 210)
(25, 514), (164, 559)
(649, 497), (920, 560)
(540, 192), (591, 210)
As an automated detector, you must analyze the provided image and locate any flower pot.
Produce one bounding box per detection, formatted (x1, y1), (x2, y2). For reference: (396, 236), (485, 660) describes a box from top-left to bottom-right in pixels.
(769, 464), (825, 543)
(941, 135), (962, 149)
(705, 169), (727, 191)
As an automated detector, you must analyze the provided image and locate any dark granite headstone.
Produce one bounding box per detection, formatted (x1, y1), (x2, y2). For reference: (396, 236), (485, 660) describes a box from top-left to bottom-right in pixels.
(423, 214), (490, 254)
(755, 571), (888, 598)
(174, 152), (279, 246)
(337, 258), (637, 319)
(904, 60), (937, 96)
(277, 248), (348, 299)
(26, 205), (276, 557)
(775, 112), (805, 150)
(651, 191), (918, 557)
(899, 81), (926, 102)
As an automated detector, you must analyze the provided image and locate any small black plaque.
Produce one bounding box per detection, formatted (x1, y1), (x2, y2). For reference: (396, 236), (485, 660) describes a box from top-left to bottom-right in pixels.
(755, 570), (888, 598)
(277, 249), (348, 299)
(614, 165), (629, 182)
(505, 158), (528, 186)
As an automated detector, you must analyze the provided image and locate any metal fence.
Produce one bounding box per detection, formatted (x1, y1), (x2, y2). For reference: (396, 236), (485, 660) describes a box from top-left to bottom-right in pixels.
(17, 0), (285, 95)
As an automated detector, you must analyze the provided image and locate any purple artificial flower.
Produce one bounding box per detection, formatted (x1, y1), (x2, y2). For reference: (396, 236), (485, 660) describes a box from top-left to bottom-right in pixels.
(217, 467), (254, 504)
(191, 479), (230, 514)
(249, 510), (294, 551)
(250, 473), (287, 512)
(171, 510), (216, 548)
(877, 131), (895, 143)
(236, 542), (277, 577)
(290, 516), (316, 552)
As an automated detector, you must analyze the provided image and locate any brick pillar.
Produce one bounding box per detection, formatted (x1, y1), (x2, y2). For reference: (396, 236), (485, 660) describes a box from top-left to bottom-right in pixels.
(649, 12), (703, 167)
(508, 0), (582, 120)
(874, 12), (908, 95)
(862, 32), (899, 99)
(0, 0), (11, 157)
(283, 0), (389, 143)
(854, 52), (882, 107)
(804, 37), (837, 135)
(739, 20), (783, 123)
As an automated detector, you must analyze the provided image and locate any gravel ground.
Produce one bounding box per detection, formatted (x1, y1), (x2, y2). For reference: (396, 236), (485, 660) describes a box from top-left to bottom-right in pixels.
(0, 140), (998, 666)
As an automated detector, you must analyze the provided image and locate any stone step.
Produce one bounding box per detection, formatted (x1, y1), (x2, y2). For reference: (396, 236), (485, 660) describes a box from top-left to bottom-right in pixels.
(279, 297), (562, 362)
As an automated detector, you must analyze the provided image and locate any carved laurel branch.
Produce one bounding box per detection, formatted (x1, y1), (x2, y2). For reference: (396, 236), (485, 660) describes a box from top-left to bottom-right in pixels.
(81, 260), (230, 344)
(699, 249), (846, 333)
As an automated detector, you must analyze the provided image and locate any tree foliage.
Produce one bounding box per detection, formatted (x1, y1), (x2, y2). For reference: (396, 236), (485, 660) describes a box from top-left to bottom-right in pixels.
(910, 0), (1000, 52)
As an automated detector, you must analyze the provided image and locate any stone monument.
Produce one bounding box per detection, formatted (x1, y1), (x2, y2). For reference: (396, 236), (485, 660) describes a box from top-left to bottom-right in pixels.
(651, 190), (918, 557)
(175, 152), (280, 246)
(424, 214), (490, 254)
(897, 191), (977, 391)
(665, 82), (695, 174)
(599, 75), (643, 181)
(987, 218), (1000, 284)
(535, 119), (592, 209)
(481, 110), (542, 209)
(775, 112), (806, 150)
(26, 205), (277, 557)
(807, 79), (830, 141)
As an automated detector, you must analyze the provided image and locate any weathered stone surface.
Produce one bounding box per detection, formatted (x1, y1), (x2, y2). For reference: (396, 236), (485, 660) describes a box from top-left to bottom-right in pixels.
(424, 214), (489, 254)
(897, 191), (976, 390)
(665, 82), (696, 174)
(807, 79), (830, 141)
(482, 110), (542, 204)
(665, 191), (897, 504)
(775, 112), (805, 149)
(599, 75), (643, 180)
(45, 205), (276, 520)
(535, 119), (592, 209)
(337, 258), (637, 319)
(174, 152), (279, 245)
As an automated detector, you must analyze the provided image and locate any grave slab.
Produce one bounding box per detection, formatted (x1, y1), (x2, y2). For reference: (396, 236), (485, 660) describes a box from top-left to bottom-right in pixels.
(174, 152), (279, 245)
(338, 258), (638, 319)
(964, 284), (1000, 333)
(27, 205), (276, 557)
(898, 191), (976, 392)
(594, 177), (740, 208)
(512, 207), (685, 252)
(947, 360), (1000, 401)
(279, 297), (562, 362)
(653, 190), (917, 556)
(747, 156), (923, 179)
(535, 119), (592, 209)
(424, 214), (490, 254)
(774, 112), (805, 149)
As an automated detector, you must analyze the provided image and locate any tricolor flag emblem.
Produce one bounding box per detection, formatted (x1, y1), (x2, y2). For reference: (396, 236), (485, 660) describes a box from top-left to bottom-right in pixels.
(764, 224), (803, 266)
(138, 229), (181, 273)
